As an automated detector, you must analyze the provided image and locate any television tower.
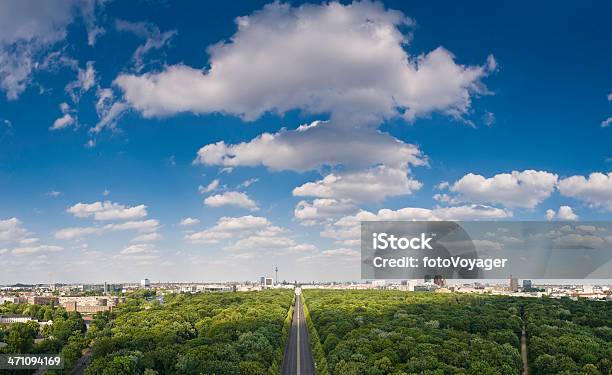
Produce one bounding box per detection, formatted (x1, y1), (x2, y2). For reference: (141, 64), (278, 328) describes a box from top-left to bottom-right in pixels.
(275, 267), (278, 285)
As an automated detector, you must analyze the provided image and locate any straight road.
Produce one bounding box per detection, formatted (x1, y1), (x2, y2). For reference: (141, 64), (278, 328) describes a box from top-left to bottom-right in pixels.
(281, 292), (316, 375)
(521, 328), (528, 375)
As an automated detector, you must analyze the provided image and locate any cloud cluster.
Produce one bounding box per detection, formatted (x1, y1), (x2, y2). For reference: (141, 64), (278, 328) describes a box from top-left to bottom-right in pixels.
(0, 0), (105, 99)
(0, 217), (63, 255)
(111, 1), (497, 223)
(56, 200), (161, 241)
(321, 205), (511, 245)
(184, 215), (318, 259)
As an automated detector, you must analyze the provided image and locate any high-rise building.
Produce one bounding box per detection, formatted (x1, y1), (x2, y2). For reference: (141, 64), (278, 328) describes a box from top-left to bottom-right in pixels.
(141, 278), (150, 288)
(522, 280), (532, 289)
(509, 276), (519, 292)
(259, 277), (265, 285)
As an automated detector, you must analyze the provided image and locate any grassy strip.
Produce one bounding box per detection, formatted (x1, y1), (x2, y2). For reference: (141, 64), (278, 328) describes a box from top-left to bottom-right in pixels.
(301, 293), (330, 375)
(269, 300), (294, 375)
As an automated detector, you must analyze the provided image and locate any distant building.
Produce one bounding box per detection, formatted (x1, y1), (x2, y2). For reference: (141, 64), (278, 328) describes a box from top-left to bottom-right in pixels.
(371, 280), (386, 288)
(414, 284), (438, 292)
(259, 277), (265, 285)
(28, 296), (58, 306)
(141, 278), (150, 288)
(433, 275), (446, 287)
(522, 280), (532, 289)
(62, 302), (111, 314)
(0, 296), (22, 304)
(399, 280), (416, 292)
(264, 278), (274, 287)
(509, 276), (519, 292)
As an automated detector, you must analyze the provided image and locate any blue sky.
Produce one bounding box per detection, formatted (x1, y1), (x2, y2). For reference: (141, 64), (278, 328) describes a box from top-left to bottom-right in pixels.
(0, 0), (610, 283)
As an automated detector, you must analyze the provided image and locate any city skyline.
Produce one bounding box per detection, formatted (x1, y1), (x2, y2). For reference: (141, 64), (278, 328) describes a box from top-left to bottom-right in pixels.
(0, 1), (611, 283)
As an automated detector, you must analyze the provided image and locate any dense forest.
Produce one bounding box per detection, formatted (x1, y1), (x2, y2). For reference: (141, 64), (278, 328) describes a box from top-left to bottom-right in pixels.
(84, 289), (293, 374)
(302, 290), (612, 375)
(2, 289), (611, 374)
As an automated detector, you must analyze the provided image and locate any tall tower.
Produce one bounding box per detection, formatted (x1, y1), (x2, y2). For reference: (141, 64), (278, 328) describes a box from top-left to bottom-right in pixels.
(275, 267), (278, 285)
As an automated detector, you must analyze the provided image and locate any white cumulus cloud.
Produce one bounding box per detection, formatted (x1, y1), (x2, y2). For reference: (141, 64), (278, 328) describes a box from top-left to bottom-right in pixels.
(179, 217), (200, 226)
(198, 179), (219, 194)
(558, 172), (612, 211)
(115, 2), (493, 123)
(67, 201), (148, 221)
(194, 120), (426, 172)
(293, 165), (422, 202)
(545, 206), (578, 221)
(204, 191), (258, 211)
(448, 170), (558, 208)
(294, 199), (357, 226)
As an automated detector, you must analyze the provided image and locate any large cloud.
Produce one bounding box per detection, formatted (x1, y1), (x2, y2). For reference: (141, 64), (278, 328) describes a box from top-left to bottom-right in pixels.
(194, 120), (425, 172)
(447, 170), (558, 209)
(558, 172), (612, 211)
(115, 2), (494, 123)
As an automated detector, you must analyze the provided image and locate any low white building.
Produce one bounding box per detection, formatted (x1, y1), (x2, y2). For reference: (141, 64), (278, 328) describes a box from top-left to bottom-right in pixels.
(0, 315), (33, 323)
